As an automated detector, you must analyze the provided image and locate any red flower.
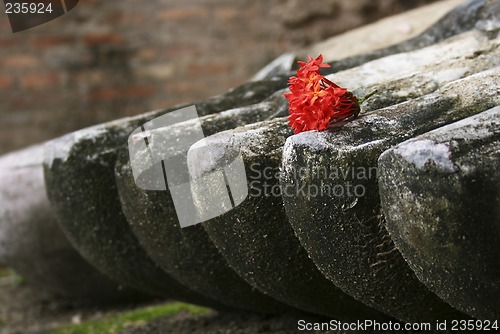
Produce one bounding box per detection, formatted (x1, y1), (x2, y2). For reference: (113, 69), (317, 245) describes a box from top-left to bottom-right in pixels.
(297, 54), (331, 77)
(284, 54), (360, 134)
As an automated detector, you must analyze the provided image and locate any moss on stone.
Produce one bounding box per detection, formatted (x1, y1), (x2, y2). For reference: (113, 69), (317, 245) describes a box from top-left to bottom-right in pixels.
(51, 302), (210, 334)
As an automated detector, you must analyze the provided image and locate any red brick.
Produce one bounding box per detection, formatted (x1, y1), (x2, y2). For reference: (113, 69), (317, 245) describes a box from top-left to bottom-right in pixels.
(0, 38), (20, 48)
(74, 70), (106, 86)
(122, 86), (157, 98)
(164, 45), (201, 58)
(32, 36), (76, 48)
(215, 8), (239, 21)
(20, 73), (60, 90)
(8, 92), (63, 109)
(186, 61), (232, 76)
(0, 75), (14, 89)
(164, 82), (192, 94)
(1, 55), (39, 69)
(164, 82), (209, 98)
(136, 63), (175, 80)
(0, 19), (11, 31)
(119, 13), (147, 25)
(160, 6), (208, 20)
(84, 33), (125, 46)
(88, 86), (156, 101)
(88, 87), (118, 100)
(135, 48), (158, 62)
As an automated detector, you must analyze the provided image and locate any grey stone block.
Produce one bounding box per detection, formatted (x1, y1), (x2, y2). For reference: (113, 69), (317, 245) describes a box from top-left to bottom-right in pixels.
(115, 92), (296, 313)
(280, 68), (498, 321)
(42, 78), (286, 305)
(189, 118), (390, 320)
(378, 107), (500, 319)
(321, 0), (498, 75)
(0, 144), (147, 302)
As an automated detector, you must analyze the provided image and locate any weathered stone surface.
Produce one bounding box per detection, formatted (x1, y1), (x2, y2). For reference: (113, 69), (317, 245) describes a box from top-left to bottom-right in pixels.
(320, 0), (498, 75)
(280, 68), (498, 321)
(0, 144), (147, 302)
(43, 78), (284, 306)
(44, 128), (215, 305)
(305, 0), (463, 62)
(188, 118), (390, 320)
(251, 53), (296, 82)
(272, 29), (498, 119)
(330, 30), (499, 112)
(378, 107), (500, 319)
(182, 34), (498, 316)
(196, 78), (289, 115)
(260, 0), (497, 93)
(6, 0), (496, 316)
(115, 92), (295, 313)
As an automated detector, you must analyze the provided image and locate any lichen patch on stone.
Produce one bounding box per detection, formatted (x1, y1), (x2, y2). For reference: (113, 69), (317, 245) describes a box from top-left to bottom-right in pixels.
(394, 139), (457, 172)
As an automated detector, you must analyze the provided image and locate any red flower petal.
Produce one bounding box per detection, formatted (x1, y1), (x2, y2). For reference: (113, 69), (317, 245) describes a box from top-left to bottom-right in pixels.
(285, 54), (360, 134)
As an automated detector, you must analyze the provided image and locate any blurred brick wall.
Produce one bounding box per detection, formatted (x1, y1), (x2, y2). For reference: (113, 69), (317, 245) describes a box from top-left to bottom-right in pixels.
(0, 0), (438, 154)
